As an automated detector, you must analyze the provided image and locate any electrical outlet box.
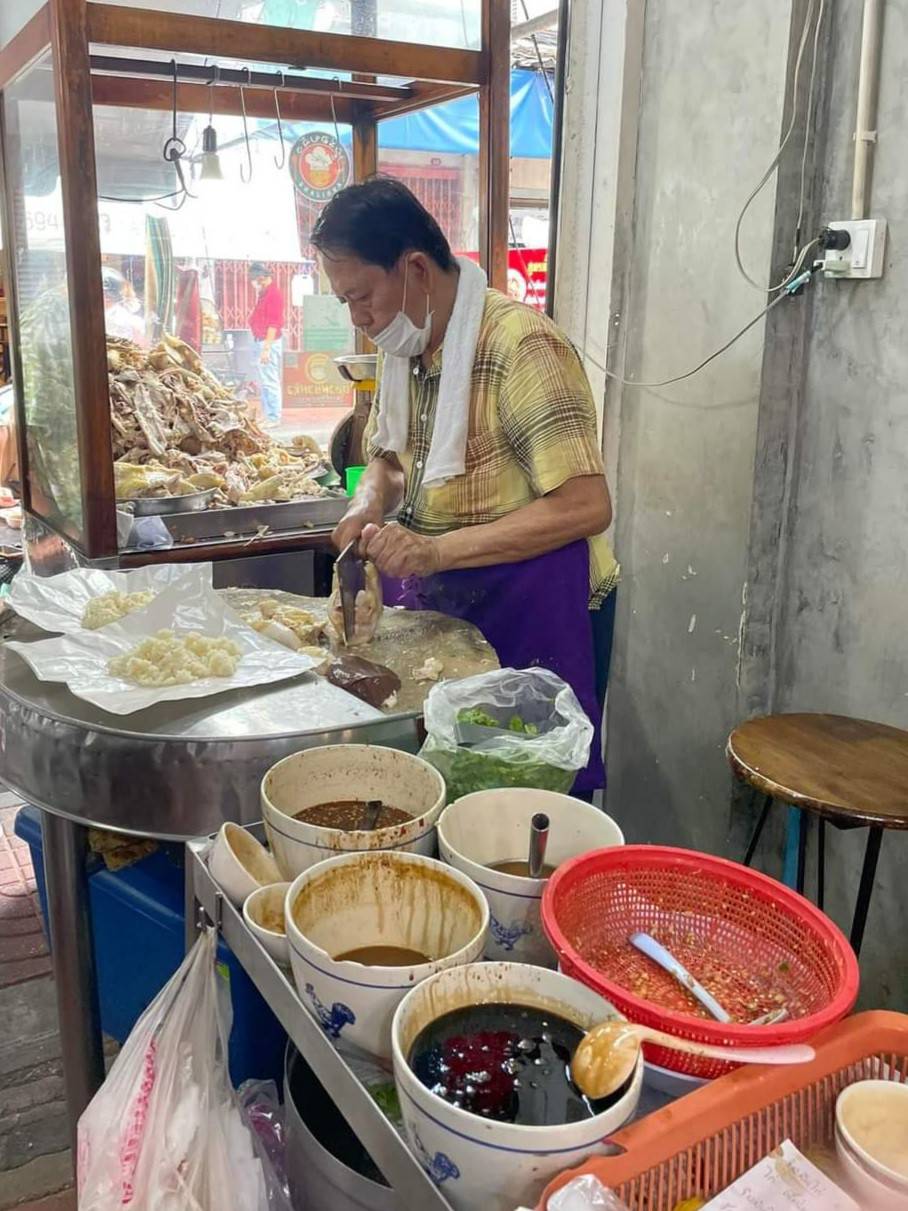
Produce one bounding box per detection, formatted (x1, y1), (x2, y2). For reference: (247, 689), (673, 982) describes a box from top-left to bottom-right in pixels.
(822, 219), (887, 279)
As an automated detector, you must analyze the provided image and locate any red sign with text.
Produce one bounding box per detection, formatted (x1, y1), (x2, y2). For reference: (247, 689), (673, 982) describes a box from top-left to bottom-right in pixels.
(460, 248), (548, 311)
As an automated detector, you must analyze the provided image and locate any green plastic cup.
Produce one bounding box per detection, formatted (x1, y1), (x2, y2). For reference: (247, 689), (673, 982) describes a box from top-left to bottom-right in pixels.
(345, 464), (366, 495)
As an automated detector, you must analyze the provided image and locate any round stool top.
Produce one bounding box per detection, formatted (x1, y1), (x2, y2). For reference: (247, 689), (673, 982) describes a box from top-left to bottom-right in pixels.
(727, 713), (908, 829)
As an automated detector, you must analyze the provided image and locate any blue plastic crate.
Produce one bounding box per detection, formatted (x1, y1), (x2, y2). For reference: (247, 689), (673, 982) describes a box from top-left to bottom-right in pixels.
(15, 806), (286, 1088)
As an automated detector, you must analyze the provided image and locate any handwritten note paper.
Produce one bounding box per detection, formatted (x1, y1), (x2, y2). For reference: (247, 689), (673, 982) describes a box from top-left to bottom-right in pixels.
(704, 1140), (858, 1210)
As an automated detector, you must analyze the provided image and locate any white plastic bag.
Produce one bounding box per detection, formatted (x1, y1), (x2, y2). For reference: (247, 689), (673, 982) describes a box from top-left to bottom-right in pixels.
(419, 667), (594, 799)
(77, 929), (286, 1211)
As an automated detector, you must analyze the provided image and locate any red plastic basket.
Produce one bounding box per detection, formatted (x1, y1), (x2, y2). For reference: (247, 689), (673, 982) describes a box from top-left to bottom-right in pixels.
(541, 845), (859, 1078)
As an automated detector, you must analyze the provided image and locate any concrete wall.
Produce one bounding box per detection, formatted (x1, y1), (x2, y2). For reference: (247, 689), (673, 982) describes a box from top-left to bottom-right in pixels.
(562, 0), (792, 848)
(559, 0), (908, 1007)
(766, 1), (908, 1007)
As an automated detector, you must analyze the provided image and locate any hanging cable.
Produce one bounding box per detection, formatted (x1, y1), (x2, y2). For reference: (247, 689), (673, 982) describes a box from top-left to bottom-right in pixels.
(733, 0), (821, 293)
(793, 0), (827, 253)
(605, 266), (817, 390)
(99, 58), (191, 206)
(273, 72), (287, 170)
(239, 68), (254, 184)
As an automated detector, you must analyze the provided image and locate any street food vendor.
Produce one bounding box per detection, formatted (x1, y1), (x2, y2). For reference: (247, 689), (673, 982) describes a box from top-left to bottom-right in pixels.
(314, 179), (617, 792)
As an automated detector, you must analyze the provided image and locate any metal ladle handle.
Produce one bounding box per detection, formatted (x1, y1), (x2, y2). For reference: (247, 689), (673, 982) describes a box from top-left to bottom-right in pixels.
(528, 812), (550, 878)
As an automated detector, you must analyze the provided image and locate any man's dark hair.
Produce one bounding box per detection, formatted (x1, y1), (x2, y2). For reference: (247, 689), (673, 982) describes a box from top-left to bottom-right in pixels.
(311, 177), (455, 272)
(249, 261), (270, 279)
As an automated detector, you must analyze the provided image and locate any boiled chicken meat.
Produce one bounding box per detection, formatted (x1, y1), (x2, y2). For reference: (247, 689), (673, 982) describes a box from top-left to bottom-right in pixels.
(327, 559), (383, 647)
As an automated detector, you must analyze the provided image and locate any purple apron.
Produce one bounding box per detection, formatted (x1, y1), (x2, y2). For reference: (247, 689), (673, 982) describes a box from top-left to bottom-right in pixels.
(382, 538), (604, 792)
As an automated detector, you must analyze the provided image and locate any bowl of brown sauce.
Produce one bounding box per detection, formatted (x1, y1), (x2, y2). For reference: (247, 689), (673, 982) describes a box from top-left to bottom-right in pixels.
(262, 744), (446, 879)
(437, 789), (624, 967)
(285, 850), (489, 1059)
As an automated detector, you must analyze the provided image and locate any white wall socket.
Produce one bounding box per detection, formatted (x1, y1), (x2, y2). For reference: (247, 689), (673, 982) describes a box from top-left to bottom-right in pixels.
(822, 219), (887, 279)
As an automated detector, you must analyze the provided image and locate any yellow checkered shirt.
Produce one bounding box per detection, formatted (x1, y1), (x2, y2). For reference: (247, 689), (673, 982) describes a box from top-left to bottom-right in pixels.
(365, 289), (619, 606)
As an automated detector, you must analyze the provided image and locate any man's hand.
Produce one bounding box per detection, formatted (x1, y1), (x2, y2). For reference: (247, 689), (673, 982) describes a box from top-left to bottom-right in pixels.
(259, 342), (272, 365)
(362, 522), (442, 578)
(332, 503), (383, 553)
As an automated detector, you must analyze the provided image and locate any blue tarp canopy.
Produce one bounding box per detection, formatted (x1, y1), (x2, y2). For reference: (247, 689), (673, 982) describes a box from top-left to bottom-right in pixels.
(378, 68), (553, 159)
(247, 68), (553, 160)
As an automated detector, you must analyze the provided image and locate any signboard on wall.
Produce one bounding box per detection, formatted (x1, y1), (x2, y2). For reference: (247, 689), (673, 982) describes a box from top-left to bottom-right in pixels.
(283, 351), (353, 408)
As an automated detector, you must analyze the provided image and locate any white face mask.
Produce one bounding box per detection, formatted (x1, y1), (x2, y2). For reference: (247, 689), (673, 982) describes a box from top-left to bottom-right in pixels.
(371, 257), (432, 357)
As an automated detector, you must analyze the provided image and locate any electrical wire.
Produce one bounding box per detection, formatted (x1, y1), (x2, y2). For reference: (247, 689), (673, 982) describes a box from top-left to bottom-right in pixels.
(733, 0), (819, 293)
(794, 0), (826, 252)
(519, 0), (555, 101)
(605, 267), (816, 390)
(99, 58), (193, 208)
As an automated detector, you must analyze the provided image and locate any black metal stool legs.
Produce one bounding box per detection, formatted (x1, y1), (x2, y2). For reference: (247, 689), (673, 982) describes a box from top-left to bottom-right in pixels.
(743, 793), (773, 866)
(816, 817), (826, 911)
(850, 827), (883, 958)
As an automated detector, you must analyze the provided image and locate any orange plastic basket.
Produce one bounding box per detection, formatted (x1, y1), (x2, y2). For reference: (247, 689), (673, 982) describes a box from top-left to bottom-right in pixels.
(539, 1011), (908, 1210)
(541, 846), (859, 1078)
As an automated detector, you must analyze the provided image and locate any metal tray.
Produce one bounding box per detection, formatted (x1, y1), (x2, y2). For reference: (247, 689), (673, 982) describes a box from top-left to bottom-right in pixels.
(162, 494), (350, 542)
(186, 836), (453, 1210)
(122, 487), (217, 516)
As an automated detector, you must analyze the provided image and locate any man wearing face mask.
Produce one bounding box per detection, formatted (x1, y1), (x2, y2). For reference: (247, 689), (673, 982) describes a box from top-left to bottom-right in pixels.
(313, 178), (617, 794)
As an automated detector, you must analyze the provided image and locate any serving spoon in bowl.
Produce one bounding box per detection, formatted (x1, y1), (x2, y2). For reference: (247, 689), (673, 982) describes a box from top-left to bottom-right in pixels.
(572, 1019), (815, 1100)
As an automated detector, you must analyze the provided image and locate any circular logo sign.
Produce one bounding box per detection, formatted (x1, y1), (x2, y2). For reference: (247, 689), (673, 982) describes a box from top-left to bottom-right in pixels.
(289, 132), (350, 202)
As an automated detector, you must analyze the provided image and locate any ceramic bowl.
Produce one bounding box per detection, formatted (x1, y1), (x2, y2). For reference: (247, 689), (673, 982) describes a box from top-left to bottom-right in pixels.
(437, 789), (624, 965)
(285, 850), (488, 1059)
(835, 1079), (908, 1208)
(209, 822), (282, 906)
(391, 961), (642, 1211)
(243, 882), (291, 965)
(262, 744), (446, 879)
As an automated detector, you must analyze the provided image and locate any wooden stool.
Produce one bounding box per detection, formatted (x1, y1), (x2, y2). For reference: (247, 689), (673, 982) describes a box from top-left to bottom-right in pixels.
(727, 713), (908, 957)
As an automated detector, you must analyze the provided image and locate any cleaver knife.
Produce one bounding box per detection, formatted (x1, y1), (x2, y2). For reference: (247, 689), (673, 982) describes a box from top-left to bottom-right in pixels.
(335, 540), (366, 645)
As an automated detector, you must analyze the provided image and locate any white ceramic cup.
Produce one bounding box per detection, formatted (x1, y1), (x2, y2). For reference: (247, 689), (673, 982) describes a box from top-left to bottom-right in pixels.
(262, 745), (446, 879)
(437, 789), (624, 965)
(243, 882), (291, 966)
(835, 1080), (908, 1209)
(392, 961), (642, 1211)
(285, 850), (489, 1060)
(209, 822), (283, 907)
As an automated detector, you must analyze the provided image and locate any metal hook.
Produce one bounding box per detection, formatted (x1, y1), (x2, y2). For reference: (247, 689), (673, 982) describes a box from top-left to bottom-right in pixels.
(240, 67), (253, 183)
(273, 71), (286, 170)
(330, 78), (342, 148)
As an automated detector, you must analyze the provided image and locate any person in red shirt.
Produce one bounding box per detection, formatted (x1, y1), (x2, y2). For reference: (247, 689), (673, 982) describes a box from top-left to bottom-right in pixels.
(248, 262), (285, 428)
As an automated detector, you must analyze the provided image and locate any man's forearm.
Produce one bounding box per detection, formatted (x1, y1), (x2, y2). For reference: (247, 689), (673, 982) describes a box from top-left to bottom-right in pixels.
(352, 456), (406, 519)
(434, 475), (610, 571)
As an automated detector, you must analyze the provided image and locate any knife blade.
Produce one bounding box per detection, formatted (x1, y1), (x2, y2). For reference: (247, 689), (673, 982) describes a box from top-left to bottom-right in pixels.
(335, 540), (366, 645)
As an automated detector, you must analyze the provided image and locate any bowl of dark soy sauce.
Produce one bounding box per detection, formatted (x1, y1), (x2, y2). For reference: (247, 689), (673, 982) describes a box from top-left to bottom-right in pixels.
(391, 961), (642, 1211)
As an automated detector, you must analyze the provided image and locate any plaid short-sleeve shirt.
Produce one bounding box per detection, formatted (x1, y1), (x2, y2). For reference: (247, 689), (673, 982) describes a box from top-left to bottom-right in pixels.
(365, 289), (619, 606)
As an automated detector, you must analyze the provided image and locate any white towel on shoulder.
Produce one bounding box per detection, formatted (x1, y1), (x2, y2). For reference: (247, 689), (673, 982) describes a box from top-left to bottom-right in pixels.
(374, 255), (488, 489)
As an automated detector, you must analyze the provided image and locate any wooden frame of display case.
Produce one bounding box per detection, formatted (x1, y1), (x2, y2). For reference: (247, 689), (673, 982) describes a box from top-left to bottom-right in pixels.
(0, 0), (510, 561)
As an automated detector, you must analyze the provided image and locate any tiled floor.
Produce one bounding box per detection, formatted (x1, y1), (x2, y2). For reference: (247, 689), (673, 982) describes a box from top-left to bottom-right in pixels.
(0, 807), (51, 989)
(0, 796), (72, 1210)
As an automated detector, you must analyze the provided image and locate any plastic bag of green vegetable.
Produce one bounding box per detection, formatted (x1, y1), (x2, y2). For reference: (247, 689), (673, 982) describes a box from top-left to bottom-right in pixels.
(419, 668), (593, 801)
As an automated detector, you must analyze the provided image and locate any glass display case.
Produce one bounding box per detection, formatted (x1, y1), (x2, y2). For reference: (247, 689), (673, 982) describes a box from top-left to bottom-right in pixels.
(0, 0), (510, 563)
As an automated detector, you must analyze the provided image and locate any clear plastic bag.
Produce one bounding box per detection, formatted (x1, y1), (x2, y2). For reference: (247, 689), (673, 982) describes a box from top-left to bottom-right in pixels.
(77, 929), (291, 1211)
(419, 667), (594, 800)
(547, 1175), (632, 1210)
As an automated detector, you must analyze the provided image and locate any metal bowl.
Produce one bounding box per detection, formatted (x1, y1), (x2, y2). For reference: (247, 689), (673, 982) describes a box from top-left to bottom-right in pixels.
(120, 487), (217, 516)
(333, 354), (377, 383)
